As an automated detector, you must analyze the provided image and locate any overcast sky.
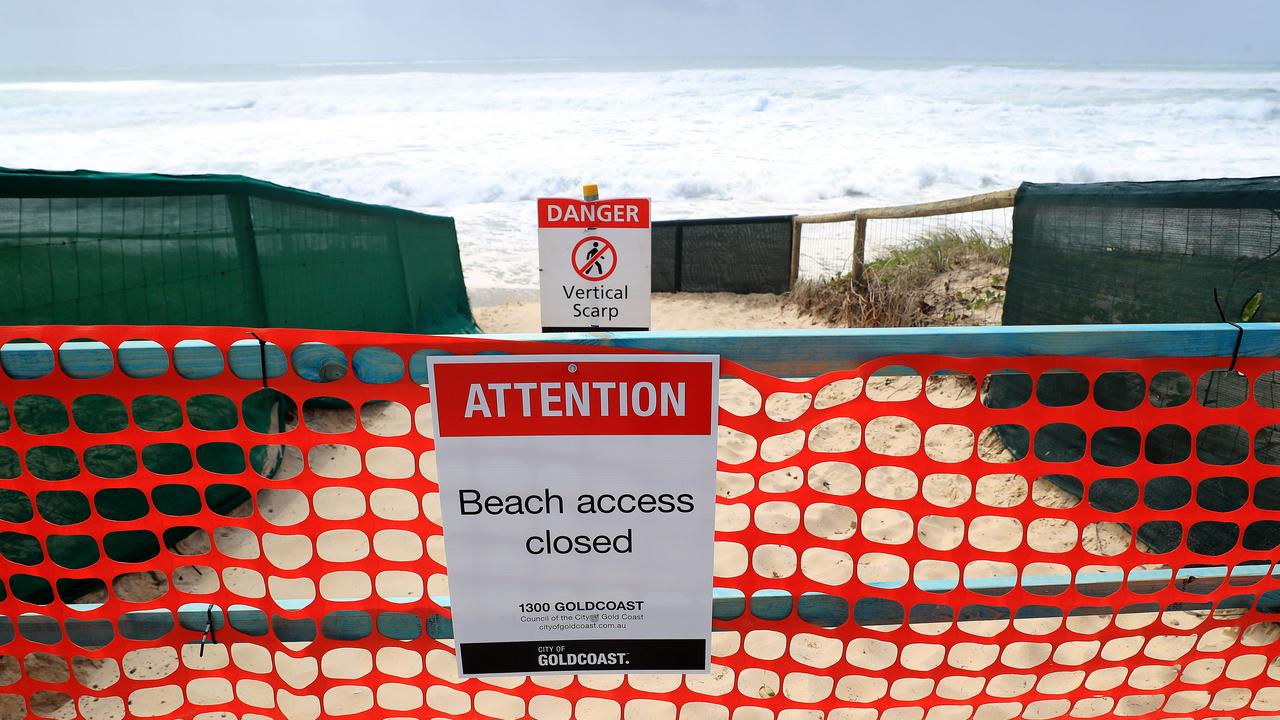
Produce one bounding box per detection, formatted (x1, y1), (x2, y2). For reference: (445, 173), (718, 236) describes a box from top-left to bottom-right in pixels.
(2, 0), (1277, 70)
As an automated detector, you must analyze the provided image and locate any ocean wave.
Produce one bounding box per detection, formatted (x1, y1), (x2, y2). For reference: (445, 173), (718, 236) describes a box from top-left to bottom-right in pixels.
(1166, 98), (1280, 121)
(0, 79), (180, 93)
(2, 61), (1278, 295)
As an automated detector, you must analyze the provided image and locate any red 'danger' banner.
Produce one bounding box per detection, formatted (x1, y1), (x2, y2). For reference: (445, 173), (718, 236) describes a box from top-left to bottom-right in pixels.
(537, 199), (650, 229)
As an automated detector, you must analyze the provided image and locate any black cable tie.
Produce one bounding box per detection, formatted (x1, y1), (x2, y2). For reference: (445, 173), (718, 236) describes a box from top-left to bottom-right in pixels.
(1213, 288), (1244, 374)
(199, 604), (217, 657)
(248, 332), (270, 388)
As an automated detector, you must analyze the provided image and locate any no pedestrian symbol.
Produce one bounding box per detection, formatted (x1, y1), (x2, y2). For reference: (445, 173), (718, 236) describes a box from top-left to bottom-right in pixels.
(572, 236), (617, 282)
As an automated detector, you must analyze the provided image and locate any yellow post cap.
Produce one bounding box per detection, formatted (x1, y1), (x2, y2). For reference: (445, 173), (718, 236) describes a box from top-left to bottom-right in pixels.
(582, 184), (599, 201)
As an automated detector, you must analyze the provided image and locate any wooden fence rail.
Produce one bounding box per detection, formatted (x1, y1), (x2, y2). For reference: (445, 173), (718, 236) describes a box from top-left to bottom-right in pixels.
(790, 187), (1018, 285)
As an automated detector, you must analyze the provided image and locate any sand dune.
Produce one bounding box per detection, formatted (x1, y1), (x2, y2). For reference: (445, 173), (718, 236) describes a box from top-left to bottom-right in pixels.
(473, 293), (830, 333)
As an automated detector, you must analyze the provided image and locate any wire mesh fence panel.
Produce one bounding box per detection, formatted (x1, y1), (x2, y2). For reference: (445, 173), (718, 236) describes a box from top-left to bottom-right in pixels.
(864, 206), (1013, 261)
(797, 220), (857, 280)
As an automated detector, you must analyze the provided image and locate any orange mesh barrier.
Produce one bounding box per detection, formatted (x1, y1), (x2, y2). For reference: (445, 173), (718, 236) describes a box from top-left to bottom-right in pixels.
(1, 325), (1279, 720)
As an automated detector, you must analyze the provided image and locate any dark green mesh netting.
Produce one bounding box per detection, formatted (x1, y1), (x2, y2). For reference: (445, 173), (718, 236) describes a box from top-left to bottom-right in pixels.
(0, 168), (476, 334)
(652, 216), (795, 293)
(1004, 177), (1280, 326)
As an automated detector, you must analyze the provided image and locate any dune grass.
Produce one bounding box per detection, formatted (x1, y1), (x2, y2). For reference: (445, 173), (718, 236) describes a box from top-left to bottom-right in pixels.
(794, 228), (1012, 328)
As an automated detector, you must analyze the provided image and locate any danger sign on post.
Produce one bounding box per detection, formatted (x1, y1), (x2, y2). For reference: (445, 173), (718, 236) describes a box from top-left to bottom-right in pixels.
(428, 354), (718, 676)
(539, 198), (651, 331)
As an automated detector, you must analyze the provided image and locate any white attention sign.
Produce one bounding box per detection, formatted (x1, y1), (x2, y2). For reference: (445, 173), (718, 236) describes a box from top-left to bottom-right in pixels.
(428, 354), (718, 677)
(538, 197), (651, 331)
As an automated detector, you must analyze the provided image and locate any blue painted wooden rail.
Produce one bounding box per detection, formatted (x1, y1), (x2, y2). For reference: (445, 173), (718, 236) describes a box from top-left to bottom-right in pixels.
(498, 322), (1280, 376)
(3, 323), (1278, 381)
(17, 562), (1255, 648)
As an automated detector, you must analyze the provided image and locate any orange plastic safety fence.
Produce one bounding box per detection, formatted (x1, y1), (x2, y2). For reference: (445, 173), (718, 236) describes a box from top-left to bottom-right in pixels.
(0, 326), (1278, 720)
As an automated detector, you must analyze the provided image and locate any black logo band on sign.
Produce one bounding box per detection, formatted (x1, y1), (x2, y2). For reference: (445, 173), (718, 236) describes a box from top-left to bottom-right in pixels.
(459, 638), (706, 675)
(572, 235), (617, 282)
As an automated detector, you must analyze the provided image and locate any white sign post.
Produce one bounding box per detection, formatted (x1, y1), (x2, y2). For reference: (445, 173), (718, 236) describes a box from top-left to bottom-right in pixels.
(428, 354), (718, 677)
(538, 196), (651, 331)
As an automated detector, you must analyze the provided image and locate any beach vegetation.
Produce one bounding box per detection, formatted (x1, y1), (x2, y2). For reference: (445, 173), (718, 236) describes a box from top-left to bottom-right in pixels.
(794, 228), (1011, 328)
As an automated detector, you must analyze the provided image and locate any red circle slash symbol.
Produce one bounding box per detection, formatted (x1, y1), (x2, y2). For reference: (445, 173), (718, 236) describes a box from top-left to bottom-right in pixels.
(572, 236), (617, 282)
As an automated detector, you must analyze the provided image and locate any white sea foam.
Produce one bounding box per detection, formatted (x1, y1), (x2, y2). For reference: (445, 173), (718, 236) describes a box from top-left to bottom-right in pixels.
(1, 60), (1277, 301)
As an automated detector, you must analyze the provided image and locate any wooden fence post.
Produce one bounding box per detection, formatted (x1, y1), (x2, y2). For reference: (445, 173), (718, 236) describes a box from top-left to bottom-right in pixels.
(788, 217), (802, 289)
(852, 215), (867, 285)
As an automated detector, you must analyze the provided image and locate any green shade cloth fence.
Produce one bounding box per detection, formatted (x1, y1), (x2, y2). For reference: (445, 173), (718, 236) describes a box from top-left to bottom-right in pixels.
(0, 168), (476, 334)
(651, 215), (796, 293)
(1004, 176), (1280, 326)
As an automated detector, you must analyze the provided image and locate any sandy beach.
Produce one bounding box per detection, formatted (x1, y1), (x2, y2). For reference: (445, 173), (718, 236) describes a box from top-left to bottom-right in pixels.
(473, 293), (831, 334)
